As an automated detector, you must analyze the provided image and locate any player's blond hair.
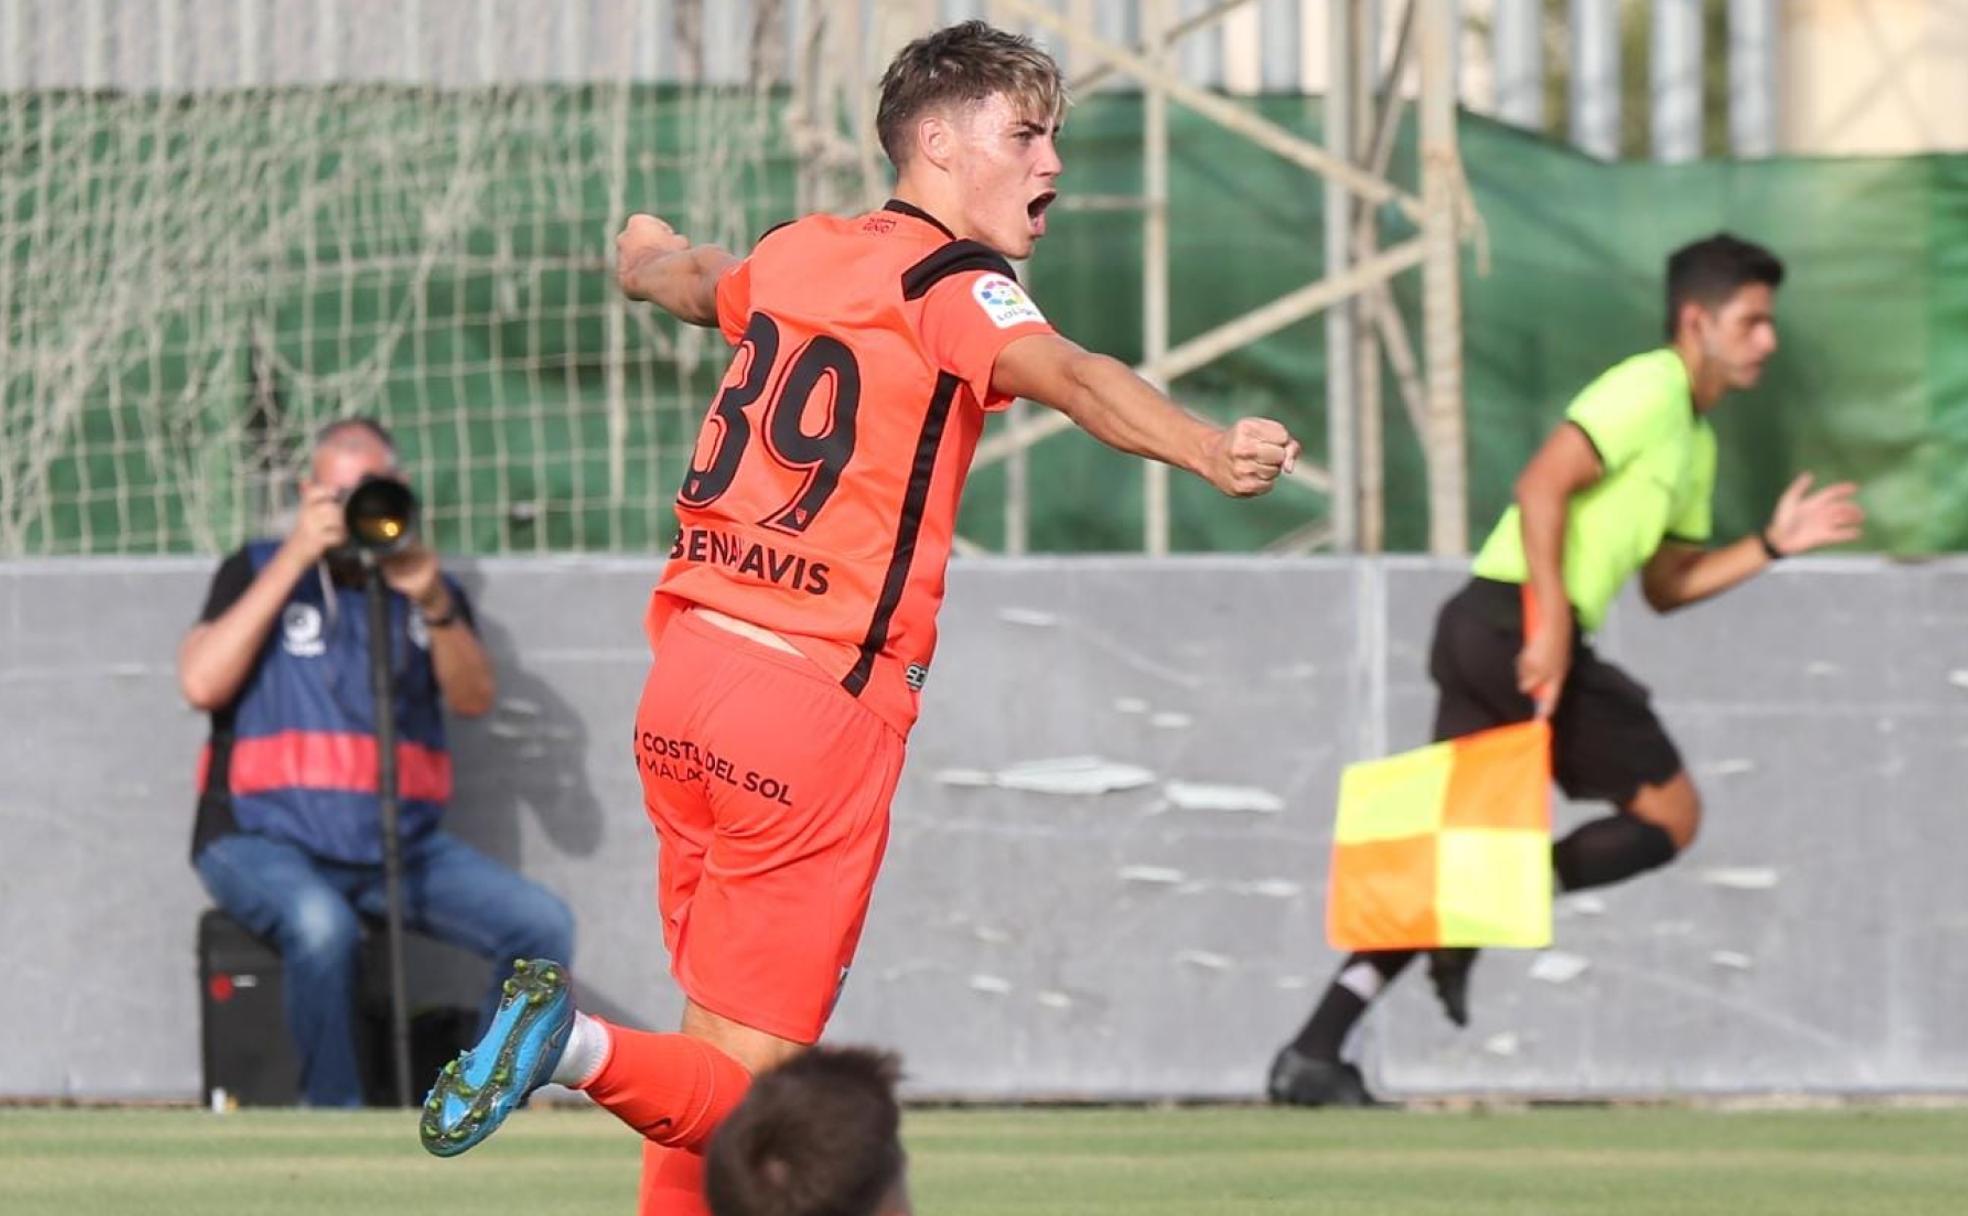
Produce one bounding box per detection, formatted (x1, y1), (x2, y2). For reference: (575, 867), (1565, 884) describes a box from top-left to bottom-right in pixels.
(876, 20), (1067, 169)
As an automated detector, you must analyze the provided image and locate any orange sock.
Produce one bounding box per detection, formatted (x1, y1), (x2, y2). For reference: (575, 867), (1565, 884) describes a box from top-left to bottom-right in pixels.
(578, 1020), (752, 1150)
(639, 1141), (708, 1216)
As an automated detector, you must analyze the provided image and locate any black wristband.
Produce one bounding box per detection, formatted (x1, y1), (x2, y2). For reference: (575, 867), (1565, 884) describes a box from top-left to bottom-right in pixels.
(1758, 529), (1785, 561)
(421, 601), (461, 628)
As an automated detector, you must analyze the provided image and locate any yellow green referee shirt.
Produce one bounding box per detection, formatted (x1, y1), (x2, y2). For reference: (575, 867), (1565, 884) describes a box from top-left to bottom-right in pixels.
(1471, 348), (1716, 631)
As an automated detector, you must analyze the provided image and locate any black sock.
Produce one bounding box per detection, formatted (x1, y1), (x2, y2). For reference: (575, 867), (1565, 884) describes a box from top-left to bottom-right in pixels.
(1552, 813), (1678, 892)
(1288, 950), (1417, 1061)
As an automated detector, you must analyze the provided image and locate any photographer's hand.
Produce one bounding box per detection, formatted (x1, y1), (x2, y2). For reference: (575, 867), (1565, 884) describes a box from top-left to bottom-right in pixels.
(280, 484), (347, 566)
(381, 544), (495, 716)
(380, 544), (446, 617)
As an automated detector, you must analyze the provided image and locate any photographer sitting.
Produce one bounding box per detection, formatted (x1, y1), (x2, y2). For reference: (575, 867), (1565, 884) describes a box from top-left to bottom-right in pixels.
(179, 417), (574, 1108)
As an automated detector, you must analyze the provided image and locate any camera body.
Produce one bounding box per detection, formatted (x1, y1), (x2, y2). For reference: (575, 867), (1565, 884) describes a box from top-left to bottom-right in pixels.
(336, 475), (420, 560)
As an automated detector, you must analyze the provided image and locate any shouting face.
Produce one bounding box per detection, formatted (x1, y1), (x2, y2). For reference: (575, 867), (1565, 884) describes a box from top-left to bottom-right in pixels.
(937, 91), (1062, 260)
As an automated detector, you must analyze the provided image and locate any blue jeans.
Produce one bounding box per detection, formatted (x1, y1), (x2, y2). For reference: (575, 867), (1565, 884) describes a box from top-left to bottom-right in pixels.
(195, 829), (575, 1108)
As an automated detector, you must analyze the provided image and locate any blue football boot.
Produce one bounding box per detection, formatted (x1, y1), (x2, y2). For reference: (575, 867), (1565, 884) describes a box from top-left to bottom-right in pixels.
(419, 958), (573, 1157)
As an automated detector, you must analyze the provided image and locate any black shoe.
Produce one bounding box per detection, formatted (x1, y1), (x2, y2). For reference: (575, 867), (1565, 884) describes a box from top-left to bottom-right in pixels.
(1266, 1047), (1377, 1108)
(1427, 948), (1476, 1028)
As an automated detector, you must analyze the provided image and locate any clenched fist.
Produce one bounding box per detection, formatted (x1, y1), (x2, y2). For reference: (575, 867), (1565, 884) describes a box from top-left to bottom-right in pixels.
(1202, 417), (1301, 498)
(616, 214), (691, 300)
(380, 544), (446, 615)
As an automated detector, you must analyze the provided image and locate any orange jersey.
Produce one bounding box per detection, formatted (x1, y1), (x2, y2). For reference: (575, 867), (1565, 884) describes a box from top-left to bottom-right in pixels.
(648, 200), (1055, 735)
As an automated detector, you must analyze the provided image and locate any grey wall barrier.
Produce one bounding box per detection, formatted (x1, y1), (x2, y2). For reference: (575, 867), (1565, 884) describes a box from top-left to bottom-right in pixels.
(2, 556), (1963, 1100)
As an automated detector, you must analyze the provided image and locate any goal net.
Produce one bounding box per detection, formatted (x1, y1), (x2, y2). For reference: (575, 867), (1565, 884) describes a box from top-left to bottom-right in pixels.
(0, 0), (888, 556)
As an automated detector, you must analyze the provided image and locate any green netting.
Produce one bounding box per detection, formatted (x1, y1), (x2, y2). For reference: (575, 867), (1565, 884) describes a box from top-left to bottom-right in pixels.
(2, 86), (1960, 556)
(0, 85), (797, 556)
(1004, 97), (1967, 555)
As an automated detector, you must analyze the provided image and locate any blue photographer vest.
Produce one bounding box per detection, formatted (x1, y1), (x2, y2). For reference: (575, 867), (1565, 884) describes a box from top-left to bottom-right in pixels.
(197, 540), (454, 864)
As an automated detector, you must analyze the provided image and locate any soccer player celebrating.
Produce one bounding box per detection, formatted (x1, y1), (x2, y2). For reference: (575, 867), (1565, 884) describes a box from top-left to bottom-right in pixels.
(421, 20), (1300, 1212)
(1267, 234), (1865, 1107)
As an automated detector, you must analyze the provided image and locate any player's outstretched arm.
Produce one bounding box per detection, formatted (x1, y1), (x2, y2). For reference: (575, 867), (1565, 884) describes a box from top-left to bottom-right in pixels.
(1640, 473), (1863, 613)
(614, 214), (739, 328)
(991, 332), (1300, 498)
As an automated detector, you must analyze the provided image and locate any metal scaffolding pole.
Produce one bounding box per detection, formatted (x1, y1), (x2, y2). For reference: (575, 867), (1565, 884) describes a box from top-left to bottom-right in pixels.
(1004, 398), (1030, 553)
(1570, 0), (1621, 160)
(978, 0), (1475, 557)
(1325, 0), (1358, 553)
(1144, 0), (1172, 555)
(1728, 0), (1778, 158)
(1652, 0), (1704, 163)
(1419, 0), (1467, 555)
(1353, 0), (1386, 553)
(1017, 1), (1422, 217)
(1354, 2), (1427, 505)
(1493, 0), (1542, 130)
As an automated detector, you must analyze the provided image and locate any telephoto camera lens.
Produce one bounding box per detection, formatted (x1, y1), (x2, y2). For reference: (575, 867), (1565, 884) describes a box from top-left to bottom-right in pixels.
(342, 476), (419, 558)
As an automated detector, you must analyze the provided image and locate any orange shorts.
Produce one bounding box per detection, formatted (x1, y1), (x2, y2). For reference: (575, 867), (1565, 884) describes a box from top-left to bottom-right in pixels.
(632, 608), (905, 1044)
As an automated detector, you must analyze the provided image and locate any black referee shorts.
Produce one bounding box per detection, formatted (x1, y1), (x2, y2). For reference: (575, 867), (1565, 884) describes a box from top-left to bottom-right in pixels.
(1427, 577), (1683, 806)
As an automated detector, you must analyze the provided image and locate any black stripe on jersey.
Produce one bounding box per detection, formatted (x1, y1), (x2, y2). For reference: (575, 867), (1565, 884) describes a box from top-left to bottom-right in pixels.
(755, 219), (795, 245)
(901, 241), (1019, 301)
(842, 371), (960, 698)
(883, 198), (956, 239)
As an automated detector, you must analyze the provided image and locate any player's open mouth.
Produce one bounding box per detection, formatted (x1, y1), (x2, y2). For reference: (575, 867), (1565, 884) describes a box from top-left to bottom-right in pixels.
(1027, 191), (1056, 236)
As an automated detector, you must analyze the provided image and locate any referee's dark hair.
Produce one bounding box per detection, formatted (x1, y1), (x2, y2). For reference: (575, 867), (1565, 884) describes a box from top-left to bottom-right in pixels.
(1665, 233), (1785, 340)
(705, 1047), (910, 1216)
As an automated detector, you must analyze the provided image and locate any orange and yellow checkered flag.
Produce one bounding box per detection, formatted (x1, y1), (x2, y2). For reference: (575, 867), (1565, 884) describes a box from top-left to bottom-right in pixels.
(1326, 720), (1554, 951)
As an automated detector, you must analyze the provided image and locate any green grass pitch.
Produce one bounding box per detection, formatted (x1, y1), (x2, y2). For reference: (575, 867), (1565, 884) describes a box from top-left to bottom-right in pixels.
(6, 1105), (1968, 1215)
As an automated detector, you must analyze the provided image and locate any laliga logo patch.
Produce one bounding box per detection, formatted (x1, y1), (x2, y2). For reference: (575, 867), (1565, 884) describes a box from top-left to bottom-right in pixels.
(407, 610), (431, 651)
(281, 604), (326, 658)
(972, 274), (1044, 329)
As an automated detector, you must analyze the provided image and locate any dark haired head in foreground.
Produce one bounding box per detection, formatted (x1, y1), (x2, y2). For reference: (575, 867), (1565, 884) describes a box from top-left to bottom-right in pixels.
(707, 1047), (910, 1216)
